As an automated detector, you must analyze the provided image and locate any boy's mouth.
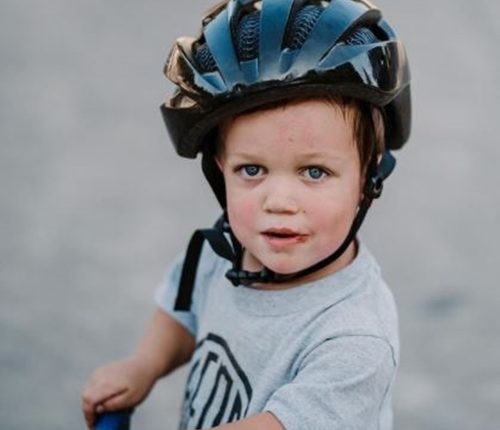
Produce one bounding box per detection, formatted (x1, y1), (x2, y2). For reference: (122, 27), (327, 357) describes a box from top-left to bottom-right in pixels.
(261, 228), (308, 245)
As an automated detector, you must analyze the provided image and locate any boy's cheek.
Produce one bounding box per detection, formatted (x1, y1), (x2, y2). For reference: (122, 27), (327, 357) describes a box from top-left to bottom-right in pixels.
(227, 196), (257, 231)
(308, 201), (351, 232)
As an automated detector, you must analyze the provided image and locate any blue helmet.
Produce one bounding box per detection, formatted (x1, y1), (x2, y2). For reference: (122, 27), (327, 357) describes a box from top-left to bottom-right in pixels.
(161, 0), (410, 156)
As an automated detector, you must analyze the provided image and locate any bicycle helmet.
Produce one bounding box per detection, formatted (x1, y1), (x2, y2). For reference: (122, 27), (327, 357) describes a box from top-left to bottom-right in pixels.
(160, 0), (411, 306)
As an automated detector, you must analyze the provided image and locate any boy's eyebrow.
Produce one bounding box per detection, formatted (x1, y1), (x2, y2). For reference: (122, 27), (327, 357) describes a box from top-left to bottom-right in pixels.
(224, 152), (265, 160)
(225, 150), (347, 163)
(297, 151), (346, 161)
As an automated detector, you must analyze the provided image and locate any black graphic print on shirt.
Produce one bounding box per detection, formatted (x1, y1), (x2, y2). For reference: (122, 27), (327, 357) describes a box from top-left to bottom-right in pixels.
(179, 333), (253, 430)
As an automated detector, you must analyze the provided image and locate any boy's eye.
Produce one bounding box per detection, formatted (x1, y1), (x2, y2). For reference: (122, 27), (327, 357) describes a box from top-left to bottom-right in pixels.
(238, 165), (263, 178)
(303, 166), (328, 181)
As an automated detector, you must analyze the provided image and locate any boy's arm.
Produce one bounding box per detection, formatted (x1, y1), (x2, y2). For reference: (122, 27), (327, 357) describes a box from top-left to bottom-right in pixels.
(82, 309), (194, 427)
(133, 308), (195, 379)
(212, 412), (284, 430)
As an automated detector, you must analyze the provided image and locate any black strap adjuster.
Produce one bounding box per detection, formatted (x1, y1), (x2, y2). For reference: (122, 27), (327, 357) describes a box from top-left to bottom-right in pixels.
(364, 150), (396, 199)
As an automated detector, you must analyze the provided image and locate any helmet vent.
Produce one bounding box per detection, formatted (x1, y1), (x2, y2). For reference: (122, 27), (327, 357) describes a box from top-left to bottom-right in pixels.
(341, 27), (380, 45)
(284, 5), (324, 51)
(192, 4), (381, 73)
(194, 8), (262, 73)
(193, 41), (218, 73)
(236, 11), (260, 61)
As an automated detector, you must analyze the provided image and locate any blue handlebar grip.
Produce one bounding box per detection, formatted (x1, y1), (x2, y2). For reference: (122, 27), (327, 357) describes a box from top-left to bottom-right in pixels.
(95, 409), (133, 430)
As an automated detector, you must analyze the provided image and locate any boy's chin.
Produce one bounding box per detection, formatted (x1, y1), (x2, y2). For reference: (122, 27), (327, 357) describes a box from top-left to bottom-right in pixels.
(243, 252), (299, 275)
(254, 256), (312, 276)
(244, 249), (329, 276)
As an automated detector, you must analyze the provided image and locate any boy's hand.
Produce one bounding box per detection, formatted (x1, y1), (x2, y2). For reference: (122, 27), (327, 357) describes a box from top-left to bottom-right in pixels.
(81, 356), (156, 429)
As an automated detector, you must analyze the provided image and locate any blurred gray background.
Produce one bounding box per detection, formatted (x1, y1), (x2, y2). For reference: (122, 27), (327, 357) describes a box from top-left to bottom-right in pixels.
(1, 0), (499, 429)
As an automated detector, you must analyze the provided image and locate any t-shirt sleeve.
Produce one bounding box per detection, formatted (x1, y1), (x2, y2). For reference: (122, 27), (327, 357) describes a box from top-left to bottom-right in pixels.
(264, 335), (396, 430)
(154, 243), (221, 337)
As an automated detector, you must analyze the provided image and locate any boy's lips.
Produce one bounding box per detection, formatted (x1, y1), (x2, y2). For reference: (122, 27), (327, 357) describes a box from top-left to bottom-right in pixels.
(260, 228), (309, 247)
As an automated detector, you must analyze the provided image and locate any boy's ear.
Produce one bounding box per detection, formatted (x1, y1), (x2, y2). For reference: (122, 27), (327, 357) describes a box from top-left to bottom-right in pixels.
(214, 155), (224, 171)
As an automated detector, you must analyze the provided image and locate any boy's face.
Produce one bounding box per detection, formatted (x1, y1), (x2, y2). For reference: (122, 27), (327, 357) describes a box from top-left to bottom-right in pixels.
(217, 99), (363, 283)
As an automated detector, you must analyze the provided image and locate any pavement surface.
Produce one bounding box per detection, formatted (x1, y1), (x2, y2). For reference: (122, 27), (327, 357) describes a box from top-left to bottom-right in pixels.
(1, 0), (499, 429)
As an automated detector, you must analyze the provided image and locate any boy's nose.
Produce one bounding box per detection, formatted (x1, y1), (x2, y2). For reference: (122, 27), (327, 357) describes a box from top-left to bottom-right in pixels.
(262, 187), (299, 215)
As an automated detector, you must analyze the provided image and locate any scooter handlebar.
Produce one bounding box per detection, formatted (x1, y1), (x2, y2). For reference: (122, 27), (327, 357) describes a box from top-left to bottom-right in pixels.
(95, 409), (134, 430)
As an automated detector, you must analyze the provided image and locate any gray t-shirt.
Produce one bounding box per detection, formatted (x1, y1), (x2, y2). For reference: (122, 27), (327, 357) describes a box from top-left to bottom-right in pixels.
(155, 241), (399, 430)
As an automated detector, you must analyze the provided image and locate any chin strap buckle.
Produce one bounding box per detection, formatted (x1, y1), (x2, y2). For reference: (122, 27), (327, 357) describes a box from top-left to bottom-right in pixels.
(225, 266), (276, 286)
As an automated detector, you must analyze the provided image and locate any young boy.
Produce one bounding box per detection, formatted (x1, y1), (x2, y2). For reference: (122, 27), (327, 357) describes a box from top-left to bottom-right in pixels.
(82, 0), (411, 429)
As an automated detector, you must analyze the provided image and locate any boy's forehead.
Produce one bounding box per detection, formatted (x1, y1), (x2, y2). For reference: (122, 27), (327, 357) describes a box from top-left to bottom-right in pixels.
(223, 99), (355, 144)
(214, 97), (364, 166)
(222, 97), (356, 136)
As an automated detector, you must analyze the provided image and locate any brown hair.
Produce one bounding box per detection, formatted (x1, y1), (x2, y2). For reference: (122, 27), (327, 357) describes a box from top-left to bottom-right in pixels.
(216, 95), (385, 174)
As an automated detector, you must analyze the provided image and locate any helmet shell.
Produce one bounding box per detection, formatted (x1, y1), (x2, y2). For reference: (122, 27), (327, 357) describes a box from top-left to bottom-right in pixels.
(161, 0), (411, 158)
